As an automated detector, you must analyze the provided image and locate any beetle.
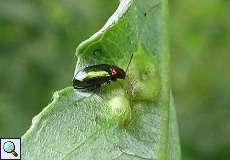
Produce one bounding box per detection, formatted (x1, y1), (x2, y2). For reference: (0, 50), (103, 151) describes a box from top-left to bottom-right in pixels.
(73, 54), (133, 91)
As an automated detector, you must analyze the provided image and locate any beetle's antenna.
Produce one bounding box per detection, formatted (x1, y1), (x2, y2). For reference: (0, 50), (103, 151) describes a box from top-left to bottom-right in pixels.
(125, 53), (133, 73)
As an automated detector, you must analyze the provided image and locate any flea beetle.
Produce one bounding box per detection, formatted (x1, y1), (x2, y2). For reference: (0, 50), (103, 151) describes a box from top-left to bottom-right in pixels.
(73, 54), (133, 91)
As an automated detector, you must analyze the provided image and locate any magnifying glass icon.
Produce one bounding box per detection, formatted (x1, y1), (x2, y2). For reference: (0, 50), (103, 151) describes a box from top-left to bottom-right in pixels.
(3, 141), (18, 157)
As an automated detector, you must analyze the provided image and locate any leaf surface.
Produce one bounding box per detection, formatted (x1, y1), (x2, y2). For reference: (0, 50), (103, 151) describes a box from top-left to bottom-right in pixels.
(22, 0), (181, 159)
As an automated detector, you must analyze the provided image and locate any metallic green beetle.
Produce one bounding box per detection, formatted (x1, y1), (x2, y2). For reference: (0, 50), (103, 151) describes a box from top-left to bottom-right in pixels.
(73, 54), (133, 91)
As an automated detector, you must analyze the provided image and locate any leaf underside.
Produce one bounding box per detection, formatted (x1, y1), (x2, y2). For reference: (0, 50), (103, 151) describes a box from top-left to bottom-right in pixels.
(22, 0), (181, 160)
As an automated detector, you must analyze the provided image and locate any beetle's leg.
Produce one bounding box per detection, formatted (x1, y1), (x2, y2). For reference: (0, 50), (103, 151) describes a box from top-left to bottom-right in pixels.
(84, 83), (101, 92)
(111, 77), (117, 81)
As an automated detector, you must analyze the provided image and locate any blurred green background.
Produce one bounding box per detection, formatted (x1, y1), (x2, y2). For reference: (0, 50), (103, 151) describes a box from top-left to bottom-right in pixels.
(0, 0), (229, 159)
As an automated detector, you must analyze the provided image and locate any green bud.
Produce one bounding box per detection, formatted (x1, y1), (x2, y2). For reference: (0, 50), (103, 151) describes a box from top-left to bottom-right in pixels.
(129, 48), (161, 101)
(109, 96), (131, 125)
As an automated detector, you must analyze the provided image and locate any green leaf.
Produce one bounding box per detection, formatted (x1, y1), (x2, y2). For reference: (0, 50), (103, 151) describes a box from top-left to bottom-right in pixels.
(22, 0), (181, 159)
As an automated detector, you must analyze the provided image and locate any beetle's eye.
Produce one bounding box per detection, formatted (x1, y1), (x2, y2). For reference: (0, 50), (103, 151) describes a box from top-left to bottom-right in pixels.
(111, 68), (117, 76)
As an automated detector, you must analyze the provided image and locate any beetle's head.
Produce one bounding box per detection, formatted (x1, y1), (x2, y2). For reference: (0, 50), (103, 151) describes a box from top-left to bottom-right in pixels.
(110, 67), (126, 79)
